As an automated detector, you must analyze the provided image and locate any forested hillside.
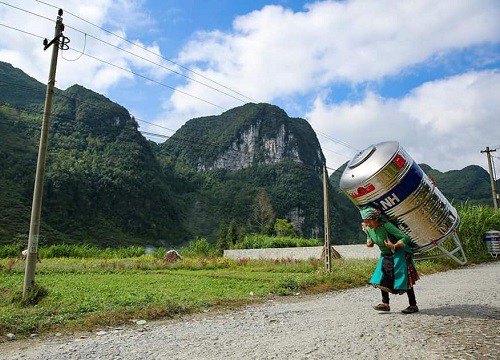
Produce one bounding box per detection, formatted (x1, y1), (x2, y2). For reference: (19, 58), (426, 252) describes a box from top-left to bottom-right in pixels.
(0, 61), (495, 248)
(155, 103), (331, 240)
(0, 62), (186, 247)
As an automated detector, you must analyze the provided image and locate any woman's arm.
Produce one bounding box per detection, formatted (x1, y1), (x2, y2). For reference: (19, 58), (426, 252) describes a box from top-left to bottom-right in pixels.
(384, 222), (411, 251)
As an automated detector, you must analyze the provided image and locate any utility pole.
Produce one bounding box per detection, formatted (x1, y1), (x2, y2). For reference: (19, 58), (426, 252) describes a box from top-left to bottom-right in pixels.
(323, 164), (332, 272)
(481, 147), (498, 210)
(23, 9), (66, 297)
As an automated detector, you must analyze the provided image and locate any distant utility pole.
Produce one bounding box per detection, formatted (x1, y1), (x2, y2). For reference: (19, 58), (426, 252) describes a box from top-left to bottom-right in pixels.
(322, 164), (332, 272)
(481, 146), (498, 210)
(23, 9), (67, 298)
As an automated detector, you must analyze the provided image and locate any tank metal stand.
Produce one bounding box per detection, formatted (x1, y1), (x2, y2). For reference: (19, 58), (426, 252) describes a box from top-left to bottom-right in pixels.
(415, 232), (467, 265)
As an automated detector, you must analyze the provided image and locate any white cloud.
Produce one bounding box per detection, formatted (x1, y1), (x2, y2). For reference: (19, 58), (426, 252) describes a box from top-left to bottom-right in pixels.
(306, 70), (500, 172)
(168, 0), (499, 110)
(1, 0), (498, 173)
(153, 0), (499, 172)
(0, 0), (167, 93)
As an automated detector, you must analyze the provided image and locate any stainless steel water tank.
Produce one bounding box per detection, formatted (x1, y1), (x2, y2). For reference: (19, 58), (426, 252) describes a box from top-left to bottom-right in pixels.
(339, 141), (460, 253)
(484, 230), (500, 257)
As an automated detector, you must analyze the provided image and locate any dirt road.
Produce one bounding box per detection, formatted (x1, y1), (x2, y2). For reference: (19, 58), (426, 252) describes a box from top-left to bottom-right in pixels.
(2, 262), (499, 359)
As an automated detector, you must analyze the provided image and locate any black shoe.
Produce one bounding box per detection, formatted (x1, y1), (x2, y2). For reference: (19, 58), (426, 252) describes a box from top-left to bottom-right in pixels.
(401, 305), (419, 314)
(372, 303), (390, 311)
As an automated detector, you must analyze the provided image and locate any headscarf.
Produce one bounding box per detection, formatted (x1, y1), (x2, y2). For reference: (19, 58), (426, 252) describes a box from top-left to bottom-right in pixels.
(360, 206), (382, 220)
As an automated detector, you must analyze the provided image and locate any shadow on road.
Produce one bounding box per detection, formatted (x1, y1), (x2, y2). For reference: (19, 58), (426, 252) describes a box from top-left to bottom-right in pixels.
(420, 304), (500, 320)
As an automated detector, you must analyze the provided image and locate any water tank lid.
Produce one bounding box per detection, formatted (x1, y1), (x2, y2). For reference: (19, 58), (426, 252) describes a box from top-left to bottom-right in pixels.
(348, 145), (376, 168)
(339, 141), (400, 190)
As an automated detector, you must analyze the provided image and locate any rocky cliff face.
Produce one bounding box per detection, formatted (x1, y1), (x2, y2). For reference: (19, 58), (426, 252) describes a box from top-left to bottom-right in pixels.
(157, 103), (327, 237)
(165, 103), (324, 172)
(197, 120), (303, 171)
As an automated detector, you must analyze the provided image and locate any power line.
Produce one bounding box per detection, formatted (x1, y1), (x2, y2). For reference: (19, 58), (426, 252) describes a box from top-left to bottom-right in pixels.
(0, 22), (45, 39)
(35, 0), (258, 104)
(139, 131), (170, 140)
(0, 21), (229, 112)
(314, 129), (359, 152)
(325, 165), (343, 173)
(0, 77), (352, 169)
(0, 3), (233, 111)
(0, 2), (360, 155)
(63, 25), (251, 104)
(78, 51), (227, 111)
(0, 77), (352, 167)
(0, 1), (53, 23)
(39, 3), (359, 160)
(319, 144), (353, 158)
(61, 32), (86, 62)
(0, 101), (326, 174)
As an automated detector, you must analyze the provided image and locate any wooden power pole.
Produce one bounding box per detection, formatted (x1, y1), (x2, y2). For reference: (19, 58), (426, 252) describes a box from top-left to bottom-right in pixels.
(323, 164), (332, 272)
(23, 9), (65, 297)
(481, 146), (498, 210)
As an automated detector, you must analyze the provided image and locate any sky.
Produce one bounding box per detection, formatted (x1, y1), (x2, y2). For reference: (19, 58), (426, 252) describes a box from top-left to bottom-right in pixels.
(0, 0), (499, 175)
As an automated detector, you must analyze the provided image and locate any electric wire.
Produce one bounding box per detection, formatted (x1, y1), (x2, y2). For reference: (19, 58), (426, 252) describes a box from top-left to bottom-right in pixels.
(0, 80), (208, 148)
(139, 131), (170, 140)
(63, 25), (252, 104)
(0, 6), (231, 111)
(0, 0), (53, 23)
(0, 78), (351, 171)
(319, 144), (354, 158)
(79, 51), (227, 111)
(0, 101), (330, 175)
(314, 129), (359, 152)
(0, 2), (360, 156)
(28, 1), (361, 162)
(0, 19), (229, 111)
(35, 0), (258, 103)
(61, 32), (86, 62)
(0, 22), (45, 39)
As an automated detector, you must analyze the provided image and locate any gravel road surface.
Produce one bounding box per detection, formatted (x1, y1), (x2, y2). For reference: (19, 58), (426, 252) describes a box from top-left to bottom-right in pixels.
(2, 262), (499, 360)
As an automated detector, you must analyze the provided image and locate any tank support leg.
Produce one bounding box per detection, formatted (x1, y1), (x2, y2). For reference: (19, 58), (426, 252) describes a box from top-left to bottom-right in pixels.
(435, 232), (467, 265)
(415, 232), (467, 265)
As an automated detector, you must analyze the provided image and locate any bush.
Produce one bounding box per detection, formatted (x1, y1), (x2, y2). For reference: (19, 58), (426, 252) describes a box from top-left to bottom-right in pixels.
(233, 234), (321, 249)
(179, 237), (218, 258)
(36, 244), (146, 259)
(0, 244), (20, 258)
(153, 247), (167, 259)
(457, 203), (500, 260)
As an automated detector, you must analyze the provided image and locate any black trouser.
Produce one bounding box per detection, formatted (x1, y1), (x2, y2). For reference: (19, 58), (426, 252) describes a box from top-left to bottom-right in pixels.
(382, 288), (417, 306)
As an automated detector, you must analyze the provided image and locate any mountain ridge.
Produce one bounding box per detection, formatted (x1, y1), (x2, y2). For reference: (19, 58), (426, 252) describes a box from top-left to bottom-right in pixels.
(0, 61), (495, 247)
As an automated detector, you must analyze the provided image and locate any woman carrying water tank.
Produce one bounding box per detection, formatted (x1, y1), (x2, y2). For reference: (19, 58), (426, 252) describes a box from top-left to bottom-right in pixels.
(361, 206), (419, 314)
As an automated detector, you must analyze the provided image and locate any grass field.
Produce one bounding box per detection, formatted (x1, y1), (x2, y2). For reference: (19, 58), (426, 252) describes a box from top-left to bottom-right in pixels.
(1, 203), (497, 340)
(0, 255), (465, 339)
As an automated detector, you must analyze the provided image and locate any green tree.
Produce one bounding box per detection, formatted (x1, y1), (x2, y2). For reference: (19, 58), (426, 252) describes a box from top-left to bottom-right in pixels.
(226, 219), (242, 246)
(274, 218), (298, 237)
(216, 221), (230, 255)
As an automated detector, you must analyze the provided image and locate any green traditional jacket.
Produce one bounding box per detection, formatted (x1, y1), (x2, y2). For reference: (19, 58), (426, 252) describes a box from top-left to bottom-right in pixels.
(367, 221), (416, 291)
(365, 221), (411, 255)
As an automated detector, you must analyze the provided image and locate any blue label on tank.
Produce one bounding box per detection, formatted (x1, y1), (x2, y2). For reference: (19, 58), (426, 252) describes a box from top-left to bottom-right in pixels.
(368, 164), (423, 211)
